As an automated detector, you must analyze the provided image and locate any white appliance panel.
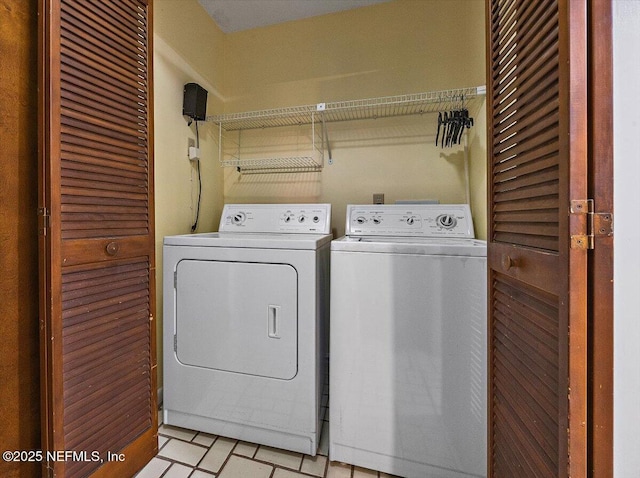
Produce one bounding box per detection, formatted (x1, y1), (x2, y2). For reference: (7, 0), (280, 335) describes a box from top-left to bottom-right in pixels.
(176, 260), (298, 380)
(345, 204), (475, 238)
(330, 251), (487, 477)
(219, 203), (331, 234)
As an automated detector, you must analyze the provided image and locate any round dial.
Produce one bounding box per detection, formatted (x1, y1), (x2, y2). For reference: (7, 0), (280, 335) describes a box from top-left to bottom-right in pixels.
(298, 215), (306, 223)
(406, 216), (416, 225)
(436, 214), (457, 229)
(355, 216), (367, 225)
(282, 212), (294, 223)
(232, 212), (246, 225)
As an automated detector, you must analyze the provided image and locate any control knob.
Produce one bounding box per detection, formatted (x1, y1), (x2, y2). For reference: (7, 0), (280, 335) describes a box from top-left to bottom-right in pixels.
(232, 212), (246, 225)
(436, 214), (457, 229)
(282, 212), (295, 223)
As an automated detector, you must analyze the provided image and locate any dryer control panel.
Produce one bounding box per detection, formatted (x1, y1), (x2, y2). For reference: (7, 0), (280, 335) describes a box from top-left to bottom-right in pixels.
(220, 204), (332, 234)
(345, 204), (475, 238)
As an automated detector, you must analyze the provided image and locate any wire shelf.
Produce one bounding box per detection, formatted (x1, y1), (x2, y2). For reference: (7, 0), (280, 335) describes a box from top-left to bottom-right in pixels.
(209, 86), (485, 173)
(207, 86), (486, 131)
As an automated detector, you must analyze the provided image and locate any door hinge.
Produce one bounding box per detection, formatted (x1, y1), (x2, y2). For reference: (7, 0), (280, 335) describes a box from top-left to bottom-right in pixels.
(37, 207), (50, 236)
(570, 199), (613, 250)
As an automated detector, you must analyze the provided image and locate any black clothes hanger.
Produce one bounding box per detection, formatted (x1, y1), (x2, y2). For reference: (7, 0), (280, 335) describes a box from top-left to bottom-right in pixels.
(435, 103), (474, 147)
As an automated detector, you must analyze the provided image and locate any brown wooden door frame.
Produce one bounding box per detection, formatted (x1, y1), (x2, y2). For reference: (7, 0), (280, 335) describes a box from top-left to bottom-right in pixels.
(1, 2), (41, 477)
(588, 0), (614, 475)
(565, 0), (589, 475)
(37, 0), (57, 460)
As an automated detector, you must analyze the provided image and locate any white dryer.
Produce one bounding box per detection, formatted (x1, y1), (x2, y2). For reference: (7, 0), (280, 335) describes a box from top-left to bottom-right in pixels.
(163, 204), (331, 455)
(330, 204), (487, 477)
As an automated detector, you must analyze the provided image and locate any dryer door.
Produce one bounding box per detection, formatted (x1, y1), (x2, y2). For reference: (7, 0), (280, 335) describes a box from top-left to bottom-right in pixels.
(175, 260), (298, 379)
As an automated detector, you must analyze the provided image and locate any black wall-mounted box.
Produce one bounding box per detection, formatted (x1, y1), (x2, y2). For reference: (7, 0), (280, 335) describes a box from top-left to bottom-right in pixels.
(183, 83), (208, 121)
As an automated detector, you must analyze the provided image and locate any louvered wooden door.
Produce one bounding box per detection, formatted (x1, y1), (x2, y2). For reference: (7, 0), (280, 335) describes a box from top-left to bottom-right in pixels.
(38, 1), (157, 477)
(487, 0), (588, 476)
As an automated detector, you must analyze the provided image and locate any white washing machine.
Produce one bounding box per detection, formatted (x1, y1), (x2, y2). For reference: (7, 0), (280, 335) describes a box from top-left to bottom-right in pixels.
(330, 204), (487, 478)
(163, 204), (331, 455)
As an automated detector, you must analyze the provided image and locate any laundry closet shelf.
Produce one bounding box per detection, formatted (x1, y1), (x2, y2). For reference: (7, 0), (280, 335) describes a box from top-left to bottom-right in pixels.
(207, 86), (485, 130)
(220, 156), (323, 174)
(208, 86), (485, 173)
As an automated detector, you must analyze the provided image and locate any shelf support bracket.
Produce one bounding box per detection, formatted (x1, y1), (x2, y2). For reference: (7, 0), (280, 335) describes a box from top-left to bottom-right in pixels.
(321, 114), (332, 164)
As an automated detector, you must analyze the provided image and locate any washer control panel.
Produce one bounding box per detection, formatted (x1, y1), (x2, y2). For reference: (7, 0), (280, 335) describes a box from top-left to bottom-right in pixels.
(345, 204), (475, 238)
(220, 204), (331, 234)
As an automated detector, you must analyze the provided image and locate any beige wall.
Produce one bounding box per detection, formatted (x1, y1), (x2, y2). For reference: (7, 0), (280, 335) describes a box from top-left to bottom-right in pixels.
(223, 0), (485, 111)
(153, 0), (225, 390)
(221, 0), (487, 237)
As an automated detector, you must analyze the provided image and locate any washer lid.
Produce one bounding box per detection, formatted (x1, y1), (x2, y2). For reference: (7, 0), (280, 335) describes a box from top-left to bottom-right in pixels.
(344, 204), (475, 239)
(164, 232), (332, 250)
(331, 235), (487, 257)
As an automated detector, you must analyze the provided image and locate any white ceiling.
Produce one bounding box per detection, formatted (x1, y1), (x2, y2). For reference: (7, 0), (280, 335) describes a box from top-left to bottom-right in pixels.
(198, 0), (392, 33)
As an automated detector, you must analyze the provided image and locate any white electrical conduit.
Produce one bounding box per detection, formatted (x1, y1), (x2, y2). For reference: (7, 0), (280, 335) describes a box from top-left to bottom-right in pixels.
(464, 132), (471, 205)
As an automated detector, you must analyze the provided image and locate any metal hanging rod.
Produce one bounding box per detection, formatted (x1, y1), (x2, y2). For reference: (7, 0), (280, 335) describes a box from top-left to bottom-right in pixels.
(220, 156), (322, 170)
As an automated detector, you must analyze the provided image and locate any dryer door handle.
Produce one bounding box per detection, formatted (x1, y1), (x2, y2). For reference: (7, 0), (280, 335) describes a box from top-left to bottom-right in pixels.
(268, 305), (281, 339)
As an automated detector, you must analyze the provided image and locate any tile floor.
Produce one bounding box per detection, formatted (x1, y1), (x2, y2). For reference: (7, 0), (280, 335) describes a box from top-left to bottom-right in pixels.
(136, 407), (397, 478)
